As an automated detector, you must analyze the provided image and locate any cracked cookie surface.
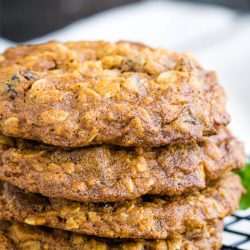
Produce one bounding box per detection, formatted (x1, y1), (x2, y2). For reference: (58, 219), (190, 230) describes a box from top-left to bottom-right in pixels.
(0, 41), (229, 147)
(0, 173), (243, 239)
(0, 129), (244, 202)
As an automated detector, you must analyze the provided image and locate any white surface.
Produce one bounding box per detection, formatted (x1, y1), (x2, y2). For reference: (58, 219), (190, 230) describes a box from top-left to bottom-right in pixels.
(2, 0), (248, 152)
(239, 241), (250, 250)
(222, 231), (247, 246)
(224, 215), (237, 224)
(235, 208), (250, 217)
(0, 38), (14, 51)
(27, 0), (237, 49)
(228, 220), (250, 234)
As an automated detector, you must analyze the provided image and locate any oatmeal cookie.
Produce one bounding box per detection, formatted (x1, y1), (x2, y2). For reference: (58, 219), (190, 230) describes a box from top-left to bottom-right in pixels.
(0, 129), (244, 202)
(0, 173), (243, 239)
(0, 220), (223, 250)
(0, 41), (229, 147)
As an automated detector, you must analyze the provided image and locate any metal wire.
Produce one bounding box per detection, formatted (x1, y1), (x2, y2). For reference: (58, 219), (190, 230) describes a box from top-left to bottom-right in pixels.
(222, 214), (250, 249)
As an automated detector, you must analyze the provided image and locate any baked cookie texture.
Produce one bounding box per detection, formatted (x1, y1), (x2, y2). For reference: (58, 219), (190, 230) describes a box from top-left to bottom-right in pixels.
(0, 220), (223, 250)
(0, 41), (243, 250)
(0, 129), (244, 202)
(0, 173), (243, 239)
(0, 41), (230, 147)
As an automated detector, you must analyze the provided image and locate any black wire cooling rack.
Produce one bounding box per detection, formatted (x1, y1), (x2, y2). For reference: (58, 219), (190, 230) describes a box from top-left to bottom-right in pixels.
(222, 209), (250, 250)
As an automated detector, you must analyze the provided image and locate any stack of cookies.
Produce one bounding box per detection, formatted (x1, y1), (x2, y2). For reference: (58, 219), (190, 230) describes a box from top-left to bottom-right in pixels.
(0, 41), (245, 250)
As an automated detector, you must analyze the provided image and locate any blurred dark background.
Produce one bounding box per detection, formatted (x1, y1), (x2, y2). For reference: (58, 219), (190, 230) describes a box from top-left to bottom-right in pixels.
(1, 0), (250, 42)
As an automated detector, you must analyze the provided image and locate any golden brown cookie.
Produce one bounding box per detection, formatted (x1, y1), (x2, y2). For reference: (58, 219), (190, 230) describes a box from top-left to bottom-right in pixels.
(0, 129), (244, 202)
(0, 41), (229, 147)
(0, 234), (15, 250)
(0, 173), (243, 239)
(0, 220), (223, 250)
